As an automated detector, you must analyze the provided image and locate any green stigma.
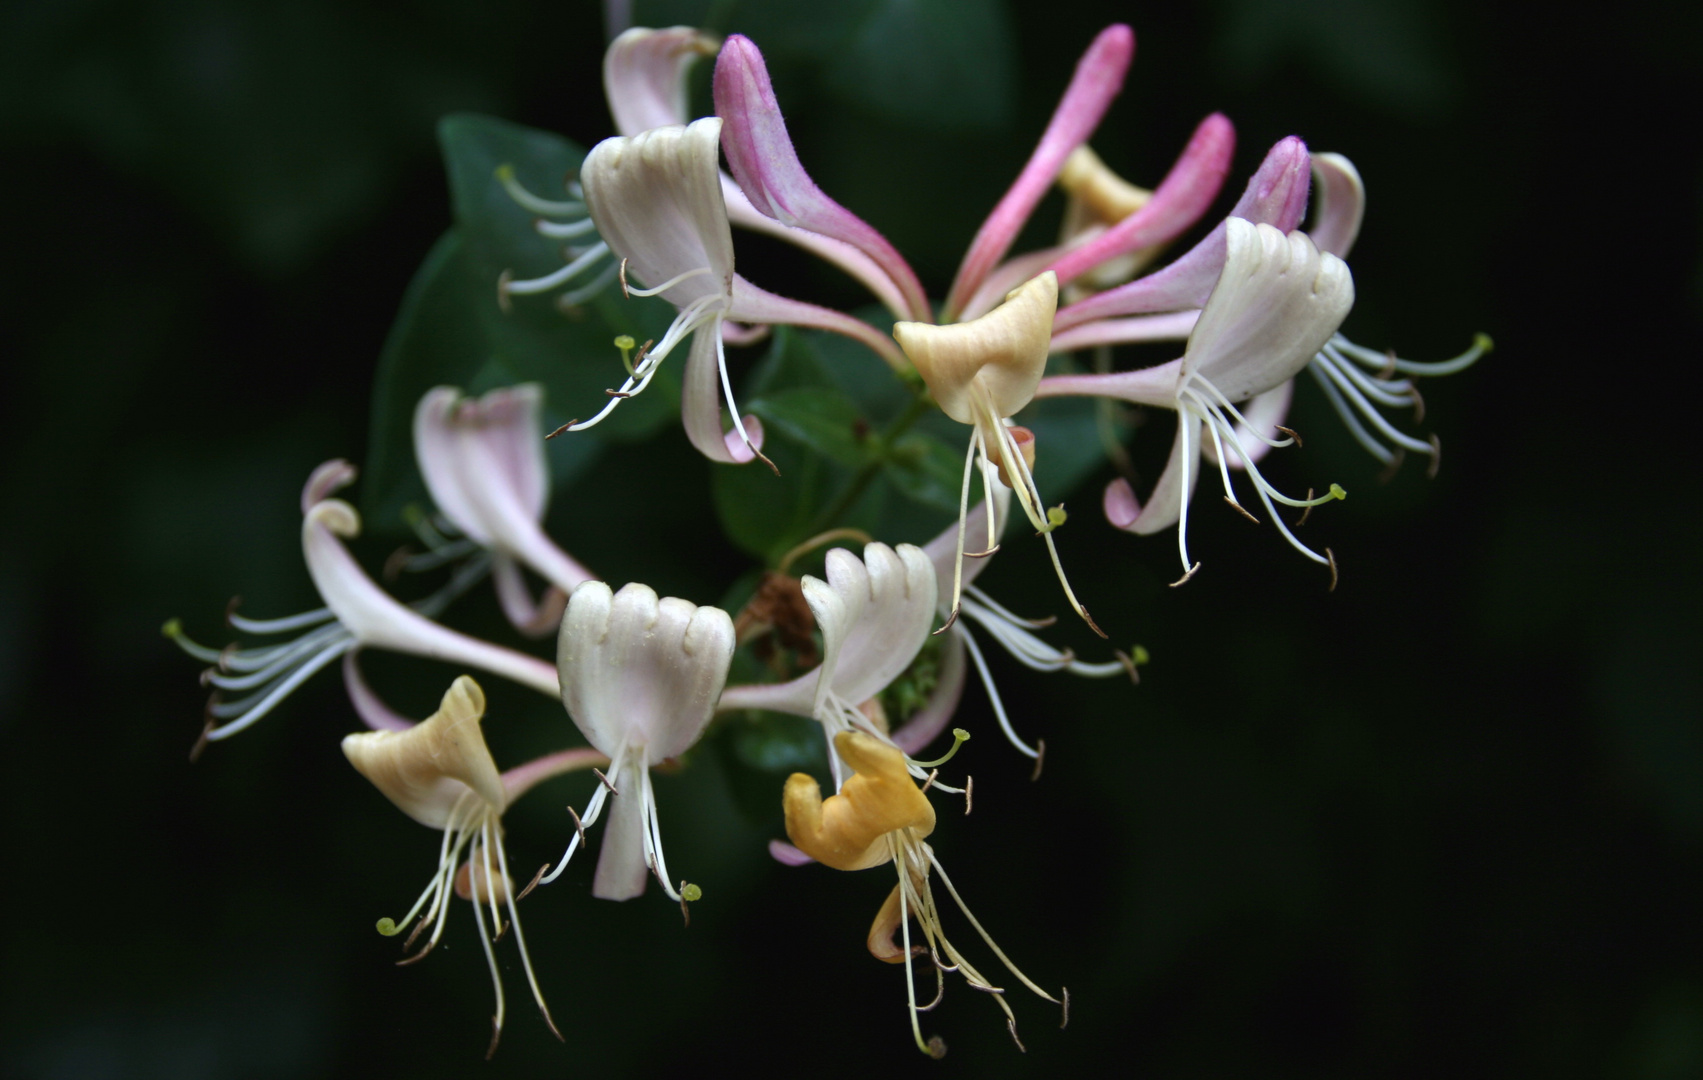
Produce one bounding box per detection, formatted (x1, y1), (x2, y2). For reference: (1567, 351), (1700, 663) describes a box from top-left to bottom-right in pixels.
(493, 163), (515, 183)
(1130, 644), (1150, 666)
(681, 883), (703, 903)
(376, 917), (401, 937)
(1474, 332), (1495, 353)
(1328, 483), (1347, 501)
(911, 728), (971, 769)
(614, 335), (638, 375)
(1046, 505), (1069, 529)
(161, 618), (183, 639)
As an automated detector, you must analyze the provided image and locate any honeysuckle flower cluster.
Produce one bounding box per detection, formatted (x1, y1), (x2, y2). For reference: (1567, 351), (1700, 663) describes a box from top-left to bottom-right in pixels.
(166, 17), (1484, 1060)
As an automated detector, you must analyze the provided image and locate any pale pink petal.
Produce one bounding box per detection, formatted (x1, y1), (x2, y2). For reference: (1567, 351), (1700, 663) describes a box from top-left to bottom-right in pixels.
(958, 241), (1072, 323)
(944, 24), (1136, 320)
(1033, 356), (1181, 408)
(1309, 152), (1364, 259)
(718, 317), (771, 348)
(1045, 112), (1236, 288)
(680, 324), (766, 465)
(729, 275), (907, 370)
(604, 26), (717, 137)
(490, 554), (567, 638)
(714, 671), (816, 718)
(1105, 415), (1201, 535)
(302, 473), (561, 697)
(1047, 310), (1198, 353)
(500, 746), (610, 805)
(714, 35), (929, 320)
(341, 650), (414, 732)
(1053, 136), (1312, 332)
(593, 760), (650, 900)
(768, 839), (816, 866)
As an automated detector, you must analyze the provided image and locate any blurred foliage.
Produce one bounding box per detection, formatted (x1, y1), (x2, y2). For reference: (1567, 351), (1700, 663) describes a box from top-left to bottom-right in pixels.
(2, 0), (1700, 1077)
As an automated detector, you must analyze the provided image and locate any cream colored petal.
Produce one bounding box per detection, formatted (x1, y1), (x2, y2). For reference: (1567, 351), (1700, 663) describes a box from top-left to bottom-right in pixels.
(893, 272), (1058, 424)
(341, 676), (505, 828)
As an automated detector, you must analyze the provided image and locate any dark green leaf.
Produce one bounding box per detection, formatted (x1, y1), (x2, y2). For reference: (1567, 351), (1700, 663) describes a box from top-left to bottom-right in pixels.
(884, 430), (967, 512)
(748, 388), (873, 469)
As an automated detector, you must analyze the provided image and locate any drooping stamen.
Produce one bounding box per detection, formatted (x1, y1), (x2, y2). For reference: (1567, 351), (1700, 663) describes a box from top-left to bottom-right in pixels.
(956, 628), (1039, 759)
(909, 728), (971, 769)
(535, 216), (598, 239)
(495, 164), (584, 217)
(500, 241), (610, 304)
(1331, 331), (1491, 377)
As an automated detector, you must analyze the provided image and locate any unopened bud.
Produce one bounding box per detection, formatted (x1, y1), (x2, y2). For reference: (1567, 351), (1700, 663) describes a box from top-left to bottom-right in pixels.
(983, 425), (1037, 489)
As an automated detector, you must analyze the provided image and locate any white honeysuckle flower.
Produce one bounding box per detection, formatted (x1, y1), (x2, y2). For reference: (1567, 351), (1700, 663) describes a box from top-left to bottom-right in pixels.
(912, 488), (1130, 763)
(414, 384), (593, 634)
(166, 461), (560, 751)
(566, 117), (905, 469)
(717, 543), (941, 792)
(342, 675), (604, 1058)
(893, 271), (1104, 640)
(1303, 153), (1492, 473)
(603, 26), (914, 321)
(543, 581), (735, 906)
(1036, 218), (1355, 584)
(782, 729), (1065, 1057)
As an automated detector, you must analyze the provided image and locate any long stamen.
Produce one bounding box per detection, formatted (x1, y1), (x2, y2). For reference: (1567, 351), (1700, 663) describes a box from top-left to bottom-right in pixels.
(713, 321), (775, 473)
(492, 820), (563, 1042)
(1320, 345), (1420, 407)
(227, 607), (334, 635)
(935, 429), (982, 637)
(205, 637), (356, 739)
(538, 753), (624, 885)
(1310, 364), (1397, 463)
(623, 264), (714, 298)
(926, 850), (1058, 1004)
(896, 840), (944, 1058)
(1331, 331), (1491, 377)
(560, 297), (722, 434)
(1173, 417), (1200, 585)
(1312, 355), (1436, 455)
(639, 763), (685, 903)
(534, 216), (598, 239)
(501, 242), (609, 298)
(957, 627), (1040, 759)
(495, 164), (583, 217)
(466, 861), (507, 1060)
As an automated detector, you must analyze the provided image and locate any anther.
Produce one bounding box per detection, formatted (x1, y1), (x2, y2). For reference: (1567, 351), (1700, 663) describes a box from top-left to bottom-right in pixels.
(965, 544), (1001, 558)
(188, 716), (214, 763)
(1006, 1017), (1028, 1053)
(1276, 425), (1304, 448)
(933, 607), (961, 637)
(1031, 740), (1046, 782)
(1060, 987), (1071, 1029)
(618, 258), (632, 298)
(592, 768), (619, 796)
(1377, 448), (1406, 484)
(566, 804), (587, 850)
(1427, 434), (1442, 479)
(514, 863), (550, 903)
(965, 775), (974, 815)
(926, 1036), (948, 1059)
(485, 1016), (501, 1061)
(1224, 496), (1260, 525)
(217, 642), (238, 672)
(544, 420), (579, 440)
(1296, 489), (1316, 527)
(1408, 382), (1427, 424)
(224, 595), (243, 627)
(496, 270), (513, 314)
(382, 545), (413, 582)
(1168, 562), (1201, 588)
(1326, 548), (1340, 592)
(921, 768), (938, 794)
(1378, 349), (1398, 380)
(396, 939), (436, 966)
(679, 881), (702, 927)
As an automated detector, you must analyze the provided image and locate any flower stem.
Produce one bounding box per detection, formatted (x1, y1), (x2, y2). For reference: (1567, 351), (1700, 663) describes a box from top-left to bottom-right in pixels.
(803, 390), (934, 539)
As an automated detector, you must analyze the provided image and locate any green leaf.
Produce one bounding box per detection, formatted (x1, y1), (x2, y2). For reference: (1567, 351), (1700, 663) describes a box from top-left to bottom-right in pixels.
(712, 427), (841, 562)
(748, 388), (874, 469)
(884, 430), (967, 512)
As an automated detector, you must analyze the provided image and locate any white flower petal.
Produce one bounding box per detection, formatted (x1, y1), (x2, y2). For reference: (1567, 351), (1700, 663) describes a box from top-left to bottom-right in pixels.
(341, 676), (505, 828)
(801, 544), (936, 708)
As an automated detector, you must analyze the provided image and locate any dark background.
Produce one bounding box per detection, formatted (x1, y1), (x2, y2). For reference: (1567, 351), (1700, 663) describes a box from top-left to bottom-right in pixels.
(3, 0), (1700, 1076)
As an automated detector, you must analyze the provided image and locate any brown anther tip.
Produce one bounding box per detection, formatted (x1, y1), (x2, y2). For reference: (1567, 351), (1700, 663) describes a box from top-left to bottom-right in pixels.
(1224, 496), (1260, 525)
(493, 918), (510, 943)
(678, 892), (691, 928)
(1007, 1018), (1028, 1053)
(515, 863), (550, 904)
(1031, 740), (1046, 782)
(382, 545), (413, 583)
(544, 421), (578, 440)
(1377, 448), (1406, 485)
(543, 1010), (565, 1043)
(1276, 424), (1303, 448)
(1061, 987), (1071, 1029)
(198, 667), (215, 688)
(921, 768), (938, 794)
(567, 805), (587, 848)
(224, 595), (243, 626)
(1079, 606), (1107, 640)
(188, 718), (214, 763)
(402, 913), (431, 951)
(593, 768), (619, 796)
(926, 1036), (948, 1060)
(1296, 490), (1315, 528)
(1427, 434), (1442, 479)
(756, 446), (781, 477)
(605, 389), (633, 398)
(1378, 349), (1398, 380)
(965, 544), (1001, 559)
(217, 642), (238, 672)
(933, 608), (960, 636)
(1168, 562), (1201, 588)
(618, 258), (632, 298)
(1409, 382), (1427, 424)
(485, 1016), (501, 1061)
(395, 939), (436, 966)
(1116, 651), (1140, 684)
(1326, 548), (1340, 592)
(496, 270), (513, 315)
(964, 775), (974, 815)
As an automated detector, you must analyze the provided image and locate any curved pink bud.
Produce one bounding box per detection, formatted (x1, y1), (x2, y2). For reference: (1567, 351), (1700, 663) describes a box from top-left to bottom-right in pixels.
(1045, 113), (1235, 287)
(1054, 136), (1312, 332)
(944, 24), (1135, 320)
(714, 35), (930, 320)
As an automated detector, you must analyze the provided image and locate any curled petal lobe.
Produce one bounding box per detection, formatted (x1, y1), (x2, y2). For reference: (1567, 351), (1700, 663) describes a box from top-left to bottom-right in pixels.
(557, 581), (735, 761)
(895, 272), (1058, 424)
(1182, 219), (1354, 401)
(801, 543), (937, 710)
(342, 676), (506, 828)
(945, 24), (1135, 318)
(1105, 416), (1201, 536)
(604, 26), (718, 137)
(1309, 152), (1365, 259)
(714, 35), (929, 320)
(783, 731), (936, 871)
(581, 118), (734, 309)
(680, 326), (766, 464)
